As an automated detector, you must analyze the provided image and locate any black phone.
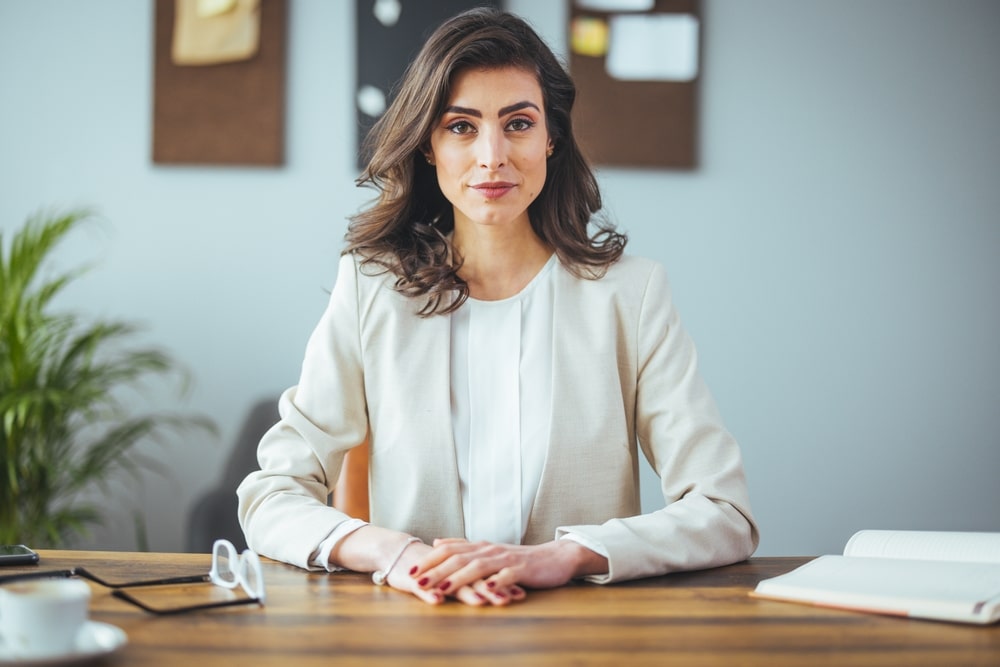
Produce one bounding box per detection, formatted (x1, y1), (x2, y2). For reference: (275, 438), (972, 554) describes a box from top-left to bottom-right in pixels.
(0, 544), (39, 565)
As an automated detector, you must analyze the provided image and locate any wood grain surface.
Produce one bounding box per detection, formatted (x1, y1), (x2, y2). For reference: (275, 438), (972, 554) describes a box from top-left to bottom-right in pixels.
(4, 551), (995, 666)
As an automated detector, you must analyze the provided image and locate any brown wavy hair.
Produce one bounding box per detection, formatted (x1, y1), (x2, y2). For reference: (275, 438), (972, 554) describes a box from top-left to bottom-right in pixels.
(344, 7), (627, 316)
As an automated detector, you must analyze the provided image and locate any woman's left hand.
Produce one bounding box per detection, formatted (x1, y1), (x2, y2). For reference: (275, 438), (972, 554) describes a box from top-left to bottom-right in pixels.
(409, 538), (608, 603)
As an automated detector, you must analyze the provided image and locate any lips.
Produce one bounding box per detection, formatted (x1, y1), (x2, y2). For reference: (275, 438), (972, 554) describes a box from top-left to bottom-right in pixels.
(471, 181), (515, 200)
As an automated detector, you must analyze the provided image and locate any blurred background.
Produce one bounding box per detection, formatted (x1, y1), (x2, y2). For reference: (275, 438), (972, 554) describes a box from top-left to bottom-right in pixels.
(1, 0), (997, 556)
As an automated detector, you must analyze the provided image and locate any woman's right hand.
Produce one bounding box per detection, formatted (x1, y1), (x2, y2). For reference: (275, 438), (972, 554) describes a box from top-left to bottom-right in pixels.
(388, 542), (520, 606)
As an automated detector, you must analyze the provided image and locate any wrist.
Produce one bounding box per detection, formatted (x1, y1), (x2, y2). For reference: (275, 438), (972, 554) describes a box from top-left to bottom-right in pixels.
(556, 538), (609, 579)
(372, 536), (422, 585)
(331, 525), (420, 573)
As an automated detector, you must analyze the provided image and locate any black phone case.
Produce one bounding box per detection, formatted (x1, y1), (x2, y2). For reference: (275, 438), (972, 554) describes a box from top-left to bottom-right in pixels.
(0, 545), (40, 565)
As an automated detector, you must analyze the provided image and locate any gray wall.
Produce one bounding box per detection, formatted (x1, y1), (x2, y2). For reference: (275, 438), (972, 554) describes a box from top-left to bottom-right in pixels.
(1, 1), (997, 557)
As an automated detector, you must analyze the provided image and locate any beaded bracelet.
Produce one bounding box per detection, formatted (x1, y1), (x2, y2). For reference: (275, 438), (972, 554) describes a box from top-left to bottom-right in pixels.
(372, 537), (422, 586)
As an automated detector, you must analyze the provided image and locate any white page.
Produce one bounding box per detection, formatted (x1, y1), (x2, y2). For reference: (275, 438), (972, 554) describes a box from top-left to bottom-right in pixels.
(575, 0), (654, 11)
(605, 14), (699, 82)
(844, 530), (1000, 564)
(755, 555), (1000, 624)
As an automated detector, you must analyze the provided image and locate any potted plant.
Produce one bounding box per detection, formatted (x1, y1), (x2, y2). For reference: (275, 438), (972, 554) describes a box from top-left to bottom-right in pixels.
(0, 209), (214, 548)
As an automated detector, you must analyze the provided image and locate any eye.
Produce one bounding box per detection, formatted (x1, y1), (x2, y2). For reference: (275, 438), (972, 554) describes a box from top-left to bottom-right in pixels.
(506, 117), (536, 132)
(445, 120), (475, 135)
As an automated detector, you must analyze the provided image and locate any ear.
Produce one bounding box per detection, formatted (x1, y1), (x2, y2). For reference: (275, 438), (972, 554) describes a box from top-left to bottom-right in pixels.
(546, 141), (554, 158)
(423, 150), (436, 166)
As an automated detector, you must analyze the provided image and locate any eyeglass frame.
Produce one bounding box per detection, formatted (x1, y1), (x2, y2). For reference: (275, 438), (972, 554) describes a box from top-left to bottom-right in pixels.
(0, 539), (265, 616)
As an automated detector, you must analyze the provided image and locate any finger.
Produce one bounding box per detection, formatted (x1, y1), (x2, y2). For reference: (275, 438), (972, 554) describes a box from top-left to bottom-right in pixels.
(384, 568), (444, 605)
(412, 587), (445, 605)
(484, 580), (525, 604)
(411, 540), (481, 580)
(413, 544), (505, 591)
(473, 579), (511, 606)
(386, 568), (444, 605)
(453, 584), (487, 607)
(422, 550), (514, 594)
(483, 568), (528, 603)
(484, 567), (519, 591)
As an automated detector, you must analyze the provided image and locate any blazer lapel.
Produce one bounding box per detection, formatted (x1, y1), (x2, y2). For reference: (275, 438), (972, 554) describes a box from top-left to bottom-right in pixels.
(415, 309), (467, 537)
(523, 266), (635, 544)
(524, 268), (596, 543)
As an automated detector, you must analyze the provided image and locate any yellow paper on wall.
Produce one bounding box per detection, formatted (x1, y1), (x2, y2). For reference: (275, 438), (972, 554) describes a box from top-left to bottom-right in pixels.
(571, 17), (609, 58)
(172, 0), (261, 66)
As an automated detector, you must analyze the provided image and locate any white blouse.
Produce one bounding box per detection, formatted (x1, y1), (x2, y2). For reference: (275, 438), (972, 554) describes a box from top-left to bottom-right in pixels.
(450, 254), (556, 544)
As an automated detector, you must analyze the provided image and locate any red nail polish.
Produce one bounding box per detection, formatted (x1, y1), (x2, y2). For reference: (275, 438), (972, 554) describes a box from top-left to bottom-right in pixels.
(475, 592), (487, 601)
(439, 580), (451, 592)
(494, 591), (506, 598)
(418, 577), (430, 587)
(486, 581), (496, 588)
(409, 566), (418, 576)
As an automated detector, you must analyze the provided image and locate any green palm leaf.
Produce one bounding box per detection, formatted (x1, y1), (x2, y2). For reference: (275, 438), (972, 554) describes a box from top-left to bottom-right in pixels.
(0, 210), (215, 547)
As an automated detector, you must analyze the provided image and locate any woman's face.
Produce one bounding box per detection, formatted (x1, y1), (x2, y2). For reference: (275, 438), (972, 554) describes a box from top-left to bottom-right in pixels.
(427, 66), (552, 233)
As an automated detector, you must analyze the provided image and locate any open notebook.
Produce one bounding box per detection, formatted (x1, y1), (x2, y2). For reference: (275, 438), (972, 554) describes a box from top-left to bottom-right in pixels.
(751, 530), (1000, 624)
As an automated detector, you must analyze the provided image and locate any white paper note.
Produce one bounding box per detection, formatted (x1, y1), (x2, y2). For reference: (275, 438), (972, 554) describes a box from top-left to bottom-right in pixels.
(606, 14), (700, 82)
(575, 0), (655, 11)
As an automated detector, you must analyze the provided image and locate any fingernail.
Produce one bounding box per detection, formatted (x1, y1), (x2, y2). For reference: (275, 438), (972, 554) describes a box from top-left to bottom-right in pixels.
(409, 566), (418, 576)
(486, 581), (496, 589)
(475, 592), (487, 601)
(494, 591), (506, 598)
(439, 580), (451, 592)
(418, 577), (430, 587)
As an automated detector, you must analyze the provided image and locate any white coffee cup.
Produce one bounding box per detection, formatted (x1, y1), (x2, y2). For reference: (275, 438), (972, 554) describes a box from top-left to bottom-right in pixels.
(0, 578), (91, 658)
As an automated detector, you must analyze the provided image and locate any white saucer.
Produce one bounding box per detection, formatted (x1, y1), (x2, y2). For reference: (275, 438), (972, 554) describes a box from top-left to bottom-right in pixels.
(0, 621), (127, 666)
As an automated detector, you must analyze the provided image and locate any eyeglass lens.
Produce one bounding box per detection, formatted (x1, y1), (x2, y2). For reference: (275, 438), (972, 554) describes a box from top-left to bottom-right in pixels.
(214, 543), (237, 586)
(243, 555), (261, 599)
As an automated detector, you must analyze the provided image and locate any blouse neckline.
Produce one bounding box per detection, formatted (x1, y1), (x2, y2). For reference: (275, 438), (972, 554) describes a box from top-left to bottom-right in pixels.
(466, 254), (558, 306)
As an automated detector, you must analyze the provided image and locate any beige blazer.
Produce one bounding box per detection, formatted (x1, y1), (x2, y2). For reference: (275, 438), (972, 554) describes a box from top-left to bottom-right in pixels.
(237, 253), (758, 582)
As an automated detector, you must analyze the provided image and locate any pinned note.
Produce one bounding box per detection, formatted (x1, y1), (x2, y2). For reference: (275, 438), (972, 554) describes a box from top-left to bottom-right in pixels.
(571, 16), (610, 57)
(605, 13), (699, 82)
(172, 0), (261, 65)
(575, 0), (654, 10)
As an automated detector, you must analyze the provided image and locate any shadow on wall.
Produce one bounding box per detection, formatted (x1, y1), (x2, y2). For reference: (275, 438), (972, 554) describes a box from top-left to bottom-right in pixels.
(186, 398), (278, 553)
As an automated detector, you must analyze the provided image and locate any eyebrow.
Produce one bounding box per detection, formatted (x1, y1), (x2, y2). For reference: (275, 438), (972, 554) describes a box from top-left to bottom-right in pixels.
(443, 101), (541, 118)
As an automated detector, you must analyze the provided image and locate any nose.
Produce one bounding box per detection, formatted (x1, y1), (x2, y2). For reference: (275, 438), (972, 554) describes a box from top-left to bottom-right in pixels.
(476, 128), (507, 170)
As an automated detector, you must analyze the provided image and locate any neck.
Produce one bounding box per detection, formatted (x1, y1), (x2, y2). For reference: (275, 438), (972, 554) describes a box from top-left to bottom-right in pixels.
(454, 221), (552, 301)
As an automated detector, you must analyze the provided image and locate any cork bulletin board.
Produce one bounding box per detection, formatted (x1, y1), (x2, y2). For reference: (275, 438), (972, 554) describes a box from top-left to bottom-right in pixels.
(569, 0), (701, 168)
(152, 0), (288, 166)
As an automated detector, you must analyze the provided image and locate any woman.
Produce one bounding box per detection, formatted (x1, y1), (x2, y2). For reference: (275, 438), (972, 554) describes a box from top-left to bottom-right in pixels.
(238, 7), (757, 607)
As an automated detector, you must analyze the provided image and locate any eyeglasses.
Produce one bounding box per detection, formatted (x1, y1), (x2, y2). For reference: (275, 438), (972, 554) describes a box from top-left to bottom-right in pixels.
(0, 539), (265, 615)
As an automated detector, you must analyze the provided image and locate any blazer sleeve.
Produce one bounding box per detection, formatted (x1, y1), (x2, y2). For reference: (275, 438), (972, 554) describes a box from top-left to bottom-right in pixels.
(237, 254), (370, 570)
(558, 262), (759, 582)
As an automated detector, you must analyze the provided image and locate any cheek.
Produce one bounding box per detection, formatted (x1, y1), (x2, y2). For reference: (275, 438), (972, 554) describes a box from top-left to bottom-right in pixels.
(435, 148), (469, 179)
(532, 154), (548, 185)
(526, 162), (547, 200)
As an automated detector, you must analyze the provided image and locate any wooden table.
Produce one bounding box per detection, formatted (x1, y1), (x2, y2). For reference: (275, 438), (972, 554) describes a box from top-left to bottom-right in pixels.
(3, 551), (997, 666)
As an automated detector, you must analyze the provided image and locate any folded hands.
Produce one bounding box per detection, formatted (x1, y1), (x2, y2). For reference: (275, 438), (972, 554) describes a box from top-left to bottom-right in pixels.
(390, 537), (607, 606)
